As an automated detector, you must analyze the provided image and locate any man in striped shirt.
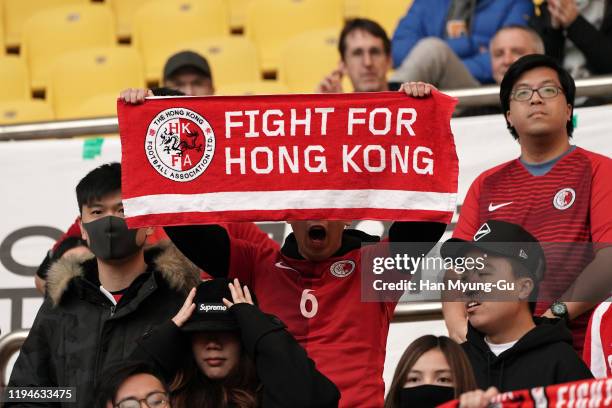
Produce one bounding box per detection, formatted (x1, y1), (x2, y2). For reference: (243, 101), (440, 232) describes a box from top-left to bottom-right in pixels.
(444, 54), (612, 354)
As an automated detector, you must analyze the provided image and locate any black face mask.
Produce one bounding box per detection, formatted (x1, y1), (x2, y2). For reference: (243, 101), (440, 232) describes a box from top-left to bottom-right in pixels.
(82, 216), (142, 261)
(399, 385), (455, 408)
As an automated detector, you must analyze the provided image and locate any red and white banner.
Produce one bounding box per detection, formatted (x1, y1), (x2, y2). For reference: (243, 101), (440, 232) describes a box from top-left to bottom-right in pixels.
(118, 91), (458, 227)
(439, 378), (612, 408)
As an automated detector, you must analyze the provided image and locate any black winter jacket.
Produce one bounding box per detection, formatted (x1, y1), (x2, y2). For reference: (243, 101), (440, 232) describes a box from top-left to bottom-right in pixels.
(462, 317), (593, 392)
(6, 244), (199, 408)
(135, 303), (340, 408)
(531, 0), (612, 75)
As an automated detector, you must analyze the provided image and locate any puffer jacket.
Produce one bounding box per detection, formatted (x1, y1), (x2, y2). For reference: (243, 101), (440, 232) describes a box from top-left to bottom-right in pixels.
(6, 243), (200, 408)
(391, 0), (534, 83)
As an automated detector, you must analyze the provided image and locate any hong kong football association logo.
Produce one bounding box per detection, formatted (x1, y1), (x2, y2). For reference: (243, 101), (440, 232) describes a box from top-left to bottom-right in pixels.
(145, 108), (215, 182)
(330, 260), (355, 278)
(553, 187), (575, 210)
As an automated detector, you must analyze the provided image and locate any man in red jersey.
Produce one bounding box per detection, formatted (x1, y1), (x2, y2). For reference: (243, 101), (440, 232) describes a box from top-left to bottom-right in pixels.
(440, 54), (612, 353)
(161, 218), (445, 408)
(583, 297), (612, 378)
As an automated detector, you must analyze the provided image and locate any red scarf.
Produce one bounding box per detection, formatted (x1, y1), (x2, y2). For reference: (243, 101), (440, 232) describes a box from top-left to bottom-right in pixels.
(117, 91), (458, 227)
(438, 378), (612, 408)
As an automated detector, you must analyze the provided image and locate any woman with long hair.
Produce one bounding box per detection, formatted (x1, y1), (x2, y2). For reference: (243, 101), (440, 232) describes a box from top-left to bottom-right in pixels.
(135, 278), (339, 408)
(384, 335), (477, 408)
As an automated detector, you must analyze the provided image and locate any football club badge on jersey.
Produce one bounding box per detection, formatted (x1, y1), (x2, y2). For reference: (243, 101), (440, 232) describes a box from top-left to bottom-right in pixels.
(330, 260), (355, 278)
(145, 108), (216, 182)
(553, 188), (576, 210)
(474, 222), (491, 241)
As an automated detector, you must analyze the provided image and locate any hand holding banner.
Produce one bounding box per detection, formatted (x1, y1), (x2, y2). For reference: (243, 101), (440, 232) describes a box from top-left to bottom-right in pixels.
(117, 91), (458, 227)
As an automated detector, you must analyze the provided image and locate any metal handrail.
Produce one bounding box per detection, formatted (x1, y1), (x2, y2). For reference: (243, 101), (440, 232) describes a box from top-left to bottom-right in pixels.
(1, 75), (611, 141)
(0, 330), (28, 391)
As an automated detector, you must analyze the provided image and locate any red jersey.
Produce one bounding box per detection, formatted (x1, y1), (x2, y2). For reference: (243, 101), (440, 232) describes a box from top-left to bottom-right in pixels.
(229, 230), (396, 408)
(454, 147), (612, 353)
(584, 299), (612, 378)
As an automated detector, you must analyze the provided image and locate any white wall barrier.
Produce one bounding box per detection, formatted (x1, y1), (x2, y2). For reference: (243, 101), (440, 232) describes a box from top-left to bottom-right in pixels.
(1, 106), (610, 389)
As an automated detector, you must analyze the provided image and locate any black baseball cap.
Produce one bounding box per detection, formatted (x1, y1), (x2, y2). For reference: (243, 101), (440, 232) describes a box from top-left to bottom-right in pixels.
(440, 220), (546, 281)
(181, 278), (256, 333)
(163, 50), (212, 81)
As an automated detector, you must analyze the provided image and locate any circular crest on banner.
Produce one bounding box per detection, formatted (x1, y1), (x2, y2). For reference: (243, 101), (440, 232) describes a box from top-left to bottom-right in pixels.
(145, 108), (215, 182)
(330, 260), (355, 278)
(553, 187), (575, 210)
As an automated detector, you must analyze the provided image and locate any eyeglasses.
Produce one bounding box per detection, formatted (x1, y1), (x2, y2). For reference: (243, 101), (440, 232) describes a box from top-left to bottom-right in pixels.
(511, 86), (564, 101)
(115, 392), (170, 408)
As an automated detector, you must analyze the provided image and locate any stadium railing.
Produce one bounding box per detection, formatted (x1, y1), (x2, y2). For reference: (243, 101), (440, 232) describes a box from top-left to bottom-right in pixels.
(1, 75), (611, 141)
(0, 330), (28, 392)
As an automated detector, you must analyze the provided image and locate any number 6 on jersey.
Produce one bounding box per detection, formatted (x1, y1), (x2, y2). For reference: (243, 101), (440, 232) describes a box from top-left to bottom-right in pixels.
(300, 289), (318, 318)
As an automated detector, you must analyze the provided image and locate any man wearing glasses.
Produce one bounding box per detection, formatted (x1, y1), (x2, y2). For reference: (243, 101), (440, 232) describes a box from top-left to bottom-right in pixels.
(441, 54), (612, 354)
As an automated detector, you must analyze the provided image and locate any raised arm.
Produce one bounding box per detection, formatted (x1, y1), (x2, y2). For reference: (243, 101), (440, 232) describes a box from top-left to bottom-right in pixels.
(165, 224), (231, 277)
(225, 281), (340, 408)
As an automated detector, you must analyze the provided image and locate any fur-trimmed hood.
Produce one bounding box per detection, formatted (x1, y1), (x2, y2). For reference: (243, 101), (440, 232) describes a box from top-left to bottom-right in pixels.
(46, 241), (200, 306)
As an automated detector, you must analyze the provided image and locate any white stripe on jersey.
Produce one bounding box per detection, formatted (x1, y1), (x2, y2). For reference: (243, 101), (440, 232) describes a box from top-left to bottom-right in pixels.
(589, 298), (612, 378)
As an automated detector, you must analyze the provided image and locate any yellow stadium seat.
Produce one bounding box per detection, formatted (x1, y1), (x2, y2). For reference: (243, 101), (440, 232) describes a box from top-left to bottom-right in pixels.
(344, 0), (360, 18)
(48, 47), (145, 120)
(344, 0), (413, 36)
(132, 0), (230, 83)
(171, 37), (260, 88)
(229, 0), (254, 30)
(245, 0), (343, 73)
(278, 29), (340, 93)
(108, 0), (155, 40)
(21, 4), (116, 92)
(2, 0), (87, 48)
(0, 100), (54, 124)
(70, 93), (124, 119)
(216, 81), (290, 96)
(0, 6), (5, 55)
(0, 56), (29, 101)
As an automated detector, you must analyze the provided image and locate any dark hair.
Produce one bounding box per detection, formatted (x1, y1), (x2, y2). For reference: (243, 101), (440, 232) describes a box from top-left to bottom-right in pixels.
(338, 18), (390, 60)
(500, 54), (575, 139)
(384, 335), (477, 408)
(508, 258), (540, 314)
(76, 162), (121, 213)
(171, 338), (260, 408)
(150, 87), (186, 97)
(94, 361), (169, 408)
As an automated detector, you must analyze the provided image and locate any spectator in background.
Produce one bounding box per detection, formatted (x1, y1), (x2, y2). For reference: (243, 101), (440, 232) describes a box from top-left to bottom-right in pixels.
(317, 18), (391, 93)
(384, 335), (477, 408)
(441, 220), (593, 393)
(458, 25), (545, 116)
(95, 361), (171, 408)
(136, 279), (340, 408)
(490, 26), (545, 85)
(390, 0), (534, 88)
(163, 50), (215, 96)
(7, 163), (200, 408)
(531, 0), (612, 79)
